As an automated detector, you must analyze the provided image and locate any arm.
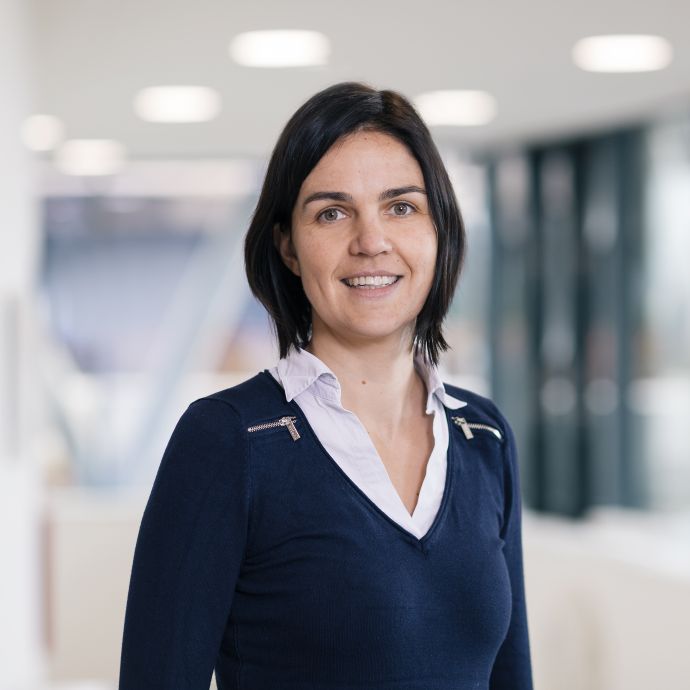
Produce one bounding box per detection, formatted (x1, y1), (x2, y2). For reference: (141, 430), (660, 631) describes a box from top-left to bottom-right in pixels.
(118, 398), (250, 690)
(489, 410), (534, 690)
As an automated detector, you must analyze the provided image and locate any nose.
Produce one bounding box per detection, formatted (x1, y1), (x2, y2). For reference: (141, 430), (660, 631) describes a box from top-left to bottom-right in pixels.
(348, 212), (393, 256)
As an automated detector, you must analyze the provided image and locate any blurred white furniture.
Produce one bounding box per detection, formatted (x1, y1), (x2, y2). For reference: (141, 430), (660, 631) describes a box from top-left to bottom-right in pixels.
(524, 507), (690, 690)
(42, 488), (690, 690)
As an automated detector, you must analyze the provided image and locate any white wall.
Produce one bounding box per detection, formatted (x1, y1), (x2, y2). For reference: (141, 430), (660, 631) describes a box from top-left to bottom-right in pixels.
(0, 0), (45, 687)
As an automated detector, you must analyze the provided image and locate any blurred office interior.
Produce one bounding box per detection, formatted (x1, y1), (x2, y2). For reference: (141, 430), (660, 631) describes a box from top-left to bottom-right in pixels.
(1, 1), (689, 688)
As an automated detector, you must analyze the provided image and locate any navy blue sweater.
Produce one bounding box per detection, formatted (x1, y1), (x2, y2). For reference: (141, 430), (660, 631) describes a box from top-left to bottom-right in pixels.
(119, 370), (533, 689)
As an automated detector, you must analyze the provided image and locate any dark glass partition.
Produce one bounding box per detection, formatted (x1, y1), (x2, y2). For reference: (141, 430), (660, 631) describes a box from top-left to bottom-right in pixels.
(488, 130), (647, 517)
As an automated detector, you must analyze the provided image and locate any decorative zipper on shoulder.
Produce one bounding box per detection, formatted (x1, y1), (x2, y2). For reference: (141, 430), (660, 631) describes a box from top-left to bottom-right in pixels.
(451, 416), (503, 441)
(247, 415), (301, 441)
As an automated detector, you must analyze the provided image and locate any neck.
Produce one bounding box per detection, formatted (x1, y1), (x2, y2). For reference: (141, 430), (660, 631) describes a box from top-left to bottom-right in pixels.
(304, 331), (429, 438)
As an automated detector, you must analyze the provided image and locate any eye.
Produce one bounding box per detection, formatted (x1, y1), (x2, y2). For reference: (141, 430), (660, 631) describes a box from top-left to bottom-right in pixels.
(390, 202), (416, 216)
(317, 207), (346, 223)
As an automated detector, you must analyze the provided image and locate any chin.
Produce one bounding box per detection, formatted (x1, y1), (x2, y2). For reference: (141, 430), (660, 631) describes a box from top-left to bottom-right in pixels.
(340, 324), (414, 343)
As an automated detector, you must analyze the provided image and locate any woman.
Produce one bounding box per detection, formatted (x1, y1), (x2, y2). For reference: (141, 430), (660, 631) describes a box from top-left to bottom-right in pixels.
(119, 81), (534, 689)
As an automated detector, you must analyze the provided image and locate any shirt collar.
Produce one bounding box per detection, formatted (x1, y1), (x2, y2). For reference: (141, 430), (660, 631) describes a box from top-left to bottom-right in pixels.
(275, 346), (341, 403)
(413, 350), (468, 412)
(275, 346), (466, 411)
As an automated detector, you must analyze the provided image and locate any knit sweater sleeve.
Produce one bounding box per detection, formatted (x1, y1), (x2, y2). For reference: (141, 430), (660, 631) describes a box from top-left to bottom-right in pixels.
(489, 408), (534, 690)
(118, 397), (250, 690)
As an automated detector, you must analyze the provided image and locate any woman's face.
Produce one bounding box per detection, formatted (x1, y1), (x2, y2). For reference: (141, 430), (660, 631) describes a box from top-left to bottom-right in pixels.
(277, 129), (438, 350)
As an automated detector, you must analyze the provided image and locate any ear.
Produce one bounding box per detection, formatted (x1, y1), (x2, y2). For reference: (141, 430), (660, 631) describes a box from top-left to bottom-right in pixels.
(273, 223), (301, 277)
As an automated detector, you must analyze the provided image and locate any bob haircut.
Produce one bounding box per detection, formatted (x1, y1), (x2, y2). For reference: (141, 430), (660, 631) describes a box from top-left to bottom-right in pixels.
(244, 81), (466, 367)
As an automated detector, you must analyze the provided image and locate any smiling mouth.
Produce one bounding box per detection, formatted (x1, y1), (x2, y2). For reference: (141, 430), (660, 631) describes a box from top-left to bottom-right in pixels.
(340, 276), (402, 290)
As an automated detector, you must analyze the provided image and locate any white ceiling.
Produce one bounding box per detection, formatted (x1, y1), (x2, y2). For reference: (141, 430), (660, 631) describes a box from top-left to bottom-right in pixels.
(28, 0), (690, 161)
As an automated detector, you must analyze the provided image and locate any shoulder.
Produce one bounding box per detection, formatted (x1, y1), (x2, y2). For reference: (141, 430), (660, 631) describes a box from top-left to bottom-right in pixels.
(178, 370), (287, 436)
(443, 383), (522, 536)
(442, 381), (513, 442)
(154, 385), (260, 493)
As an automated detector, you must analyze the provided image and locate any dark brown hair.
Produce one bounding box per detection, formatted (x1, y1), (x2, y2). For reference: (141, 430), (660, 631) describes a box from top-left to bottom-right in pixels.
(244, 81), (466, 366)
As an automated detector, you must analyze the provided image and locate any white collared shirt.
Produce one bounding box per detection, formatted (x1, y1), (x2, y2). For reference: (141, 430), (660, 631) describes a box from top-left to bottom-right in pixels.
(268, 347), (466, 539)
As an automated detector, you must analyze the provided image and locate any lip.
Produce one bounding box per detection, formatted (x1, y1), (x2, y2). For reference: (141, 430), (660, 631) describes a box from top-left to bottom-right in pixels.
(340, 270), (402, 279)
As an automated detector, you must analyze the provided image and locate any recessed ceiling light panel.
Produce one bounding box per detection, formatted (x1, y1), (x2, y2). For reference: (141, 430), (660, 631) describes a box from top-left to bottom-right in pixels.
(572, 34), (673, 73)
(20, 114), (65, 151)
(229, 29), (330, 67)
(134, 86), (221, 123)
(55, 139), (126, 176)
(414, 90), (497, 127)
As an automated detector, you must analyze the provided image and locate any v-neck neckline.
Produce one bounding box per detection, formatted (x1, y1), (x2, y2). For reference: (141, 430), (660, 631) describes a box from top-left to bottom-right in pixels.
(259, 369), (456, 547)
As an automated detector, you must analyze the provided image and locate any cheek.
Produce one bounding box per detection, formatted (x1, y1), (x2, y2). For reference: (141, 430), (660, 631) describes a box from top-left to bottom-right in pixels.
(295, 239), (339, 297)
(412, 230), (438, 273)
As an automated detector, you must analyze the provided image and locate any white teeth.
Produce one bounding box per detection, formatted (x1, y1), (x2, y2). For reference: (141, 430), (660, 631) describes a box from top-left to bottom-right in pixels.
(345, 275), (398, 287)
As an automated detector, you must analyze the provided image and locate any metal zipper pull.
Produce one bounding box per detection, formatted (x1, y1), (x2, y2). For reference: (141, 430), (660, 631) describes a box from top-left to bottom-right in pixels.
(247, 415), (301, 441)
(452, 416), (474, 439)
(282, 417), (301, 441)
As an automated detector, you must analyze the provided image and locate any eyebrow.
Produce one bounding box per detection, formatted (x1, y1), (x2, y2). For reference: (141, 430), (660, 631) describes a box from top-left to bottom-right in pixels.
(301, 185), (427, 210)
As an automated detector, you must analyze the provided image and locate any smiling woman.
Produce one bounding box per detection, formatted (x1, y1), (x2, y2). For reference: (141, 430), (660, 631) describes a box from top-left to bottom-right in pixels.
(119, 82), (534, 690)
(275, 129), (438, 353)
(247, 83), (465, 367)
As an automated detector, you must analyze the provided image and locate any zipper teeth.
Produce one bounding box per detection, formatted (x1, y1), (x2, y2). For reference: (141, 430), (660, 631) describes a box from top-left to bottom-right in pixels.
(467, 422), (503, 440)
(451, 416), (503, 440)
(247, 415), (298, 433)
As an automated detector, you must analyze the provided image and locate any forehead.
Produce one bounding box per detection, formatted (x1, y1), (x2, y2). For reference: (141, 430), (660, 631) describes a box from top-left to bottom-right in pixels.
(300, 130), (423, 191)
